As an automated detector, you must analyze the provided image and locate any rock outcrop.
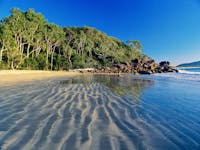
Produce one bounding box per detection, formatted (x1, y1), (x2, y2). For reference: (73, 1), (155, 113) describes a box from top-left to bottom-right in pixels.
(76, 57), (178, 74)
(103, 57), (175, 74)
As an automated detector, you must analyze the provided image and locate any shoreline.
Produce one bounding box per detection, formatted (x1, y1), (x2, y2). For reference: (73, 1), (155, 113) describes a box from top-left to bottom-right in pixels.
(0, 68), (179, 85)
(0, 70), (125, 85)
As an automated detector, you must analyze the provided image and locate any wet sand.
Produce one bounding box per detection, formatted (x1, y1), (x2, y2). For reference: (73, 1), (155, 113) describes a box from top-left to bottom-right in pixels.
(0, 74), (200, 150)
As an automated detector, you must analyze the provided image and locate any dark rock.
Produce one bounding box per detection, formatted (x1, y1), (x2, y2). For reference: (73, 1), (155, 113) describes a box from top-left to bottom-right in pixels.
(159, 61), (170, 67)
(131, 59), (139, 64)
(138, 70), (151, 74)
(94, 58), (178, 74)
(173, 69), (179, 73)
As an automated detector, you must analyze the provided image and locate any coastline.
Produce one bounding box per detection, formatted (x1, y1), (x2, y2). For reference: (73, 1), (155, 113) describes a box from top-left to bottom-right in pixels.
(0, 66), (179, 85)
(0, 69), (130, 85)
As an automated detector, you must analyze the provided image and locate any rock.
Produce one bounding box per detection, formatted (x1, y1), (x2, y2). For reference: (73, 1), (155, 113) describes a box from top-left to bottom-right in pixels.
(94, 58), (178, 74)
(142, 56), (152, 62)
(172, 69), (178, 73)
(159, 61), (170, 67)
(138, 70), (151, 74)
(143, 63), (149, 68)
(131, 59), (139, 64)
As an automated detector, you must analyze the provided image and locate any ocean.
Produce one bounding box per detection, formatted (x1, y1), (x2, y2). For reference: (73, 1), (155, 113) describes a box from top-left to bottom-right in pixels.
(146, 67), (200, 82)
(0, 72), (200, 149)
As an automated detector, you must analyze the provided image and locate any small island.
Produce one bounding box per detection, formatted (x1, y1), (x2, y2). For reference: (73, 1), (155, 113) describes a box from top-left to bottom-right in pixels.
(177, 61), (200, 68)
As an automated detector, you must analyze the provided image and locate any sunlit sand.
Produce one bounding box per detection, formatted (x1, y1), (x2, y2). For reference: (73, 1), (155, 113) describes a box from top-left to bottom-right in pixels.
(0, 70), (79, 85)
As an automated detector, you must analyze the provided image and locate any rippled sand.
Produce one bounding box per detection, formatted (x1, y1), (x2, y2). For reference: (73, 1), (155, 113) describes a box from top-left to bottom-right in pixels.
(0, 75), (200, 150)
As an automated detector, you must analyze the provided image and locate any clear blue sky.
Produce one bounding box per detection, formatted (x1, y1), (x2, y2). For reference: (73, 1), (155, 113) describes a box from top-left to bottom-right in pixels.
(1, 0), (200, 65)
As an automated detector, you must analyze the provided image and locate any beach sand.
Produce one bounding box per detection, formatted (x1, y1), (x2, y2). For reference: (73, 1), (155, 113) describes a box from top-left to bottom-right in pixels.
(0, 73), (200, 149)
(0, 75), (144, 150)
(0, 70), (80, 85)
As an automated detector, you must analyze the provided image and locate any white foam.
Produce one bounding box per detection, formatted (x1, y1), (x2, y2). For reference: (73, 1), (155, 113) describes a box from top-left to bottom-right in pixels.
(151, 72), (200, 82)
(178, 69), (200, 75)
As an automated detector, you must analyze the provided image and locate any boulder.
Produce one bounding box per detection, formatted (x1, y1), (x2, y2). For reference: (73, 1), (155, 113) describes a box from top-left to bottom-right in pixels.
(138, 70), (151, 75)
(94, 58), (178, 74)
(159, 61), (170, 67)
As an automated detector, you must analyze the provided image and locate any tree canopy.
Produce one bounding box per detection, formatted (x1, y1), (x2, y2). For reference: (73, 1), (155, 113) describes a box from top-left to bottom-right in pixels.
(0, 8), (144, 70)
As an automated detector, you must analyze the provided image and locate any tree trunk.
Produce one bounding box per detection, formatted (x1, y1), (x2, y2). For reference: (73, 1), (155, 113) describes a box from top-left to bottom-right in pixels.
(46, 51), (49, 70)
(50, 48), (55, 71)
(27, 44), (30, 58)
(58, 48), (61, 70)
(46, 46), (49, 70)
(0, 41), (6, 63)
(0, 50), (2, 63)
(11, 60), (14, 70)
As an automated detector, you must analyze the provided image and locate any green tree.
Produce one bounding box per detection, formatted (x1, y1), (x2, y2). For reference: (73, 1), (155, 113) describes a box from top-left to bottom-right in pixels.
(127, 40), (143, 51)
(44, 24), (65, 70)
(0, 8), (144, 70)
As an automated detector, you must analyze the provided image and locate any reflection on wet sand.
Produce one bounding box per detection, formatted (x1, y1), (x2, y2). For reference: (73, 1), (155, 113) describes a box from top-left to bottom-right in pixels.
(61, 75), (154, 98)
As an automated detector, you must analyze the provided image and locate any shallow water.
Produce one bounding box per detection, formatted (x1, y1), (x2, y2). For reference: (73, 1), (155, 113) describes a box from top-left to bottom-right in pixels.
(0, 74), (200, 150)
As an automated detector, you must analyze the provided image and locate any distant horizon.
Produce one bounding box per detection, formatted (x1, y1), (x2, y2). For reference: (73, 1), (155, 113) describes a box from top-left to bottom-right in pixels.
(0, 0), (200, 65)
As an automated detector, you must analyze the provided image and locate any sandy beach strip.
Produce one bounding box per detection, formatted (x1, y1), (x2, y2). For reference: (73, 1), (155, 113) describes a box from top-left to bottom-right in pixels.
(0, 70), (80, 85)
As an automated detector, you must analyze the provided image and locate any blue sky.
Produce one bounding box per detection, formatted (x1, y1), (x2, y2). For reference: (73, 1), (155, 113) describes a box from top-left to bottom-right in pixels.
(0, 0), (200, 65)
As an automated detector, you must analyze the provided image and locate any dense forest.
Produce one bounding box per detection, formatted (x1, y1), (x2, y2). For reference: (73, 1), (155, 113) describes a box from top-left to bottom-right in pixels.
(0, 8), (144, 70)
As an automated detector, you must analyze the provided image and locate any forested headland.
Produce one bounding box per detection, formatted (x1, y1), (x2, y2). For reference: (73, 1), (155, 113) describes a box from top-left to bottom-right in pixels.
(0, 8), (177, 74)
(0, 8), (144, 70)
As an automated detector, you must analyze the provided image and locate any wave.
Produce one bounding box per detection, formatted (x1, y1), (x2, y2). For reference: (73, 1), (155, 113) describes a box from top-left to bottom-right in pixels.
(144, 72), (200, 83)
(178, 69), (200, 75)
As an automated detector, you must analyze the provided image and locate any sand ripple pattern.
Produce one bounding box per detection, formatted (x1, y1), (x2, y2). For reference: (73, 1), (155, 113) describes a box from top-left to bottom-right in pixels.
(0, 75), (200, 150)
